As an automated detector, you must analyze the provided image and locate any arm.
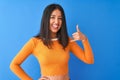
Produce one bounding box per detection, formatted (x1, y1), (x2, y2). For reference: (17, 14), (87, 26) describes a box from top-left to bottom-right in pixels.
(10, 38), (35, 80)
(70, 39), (94, 64)
(70, 25), (94, 64)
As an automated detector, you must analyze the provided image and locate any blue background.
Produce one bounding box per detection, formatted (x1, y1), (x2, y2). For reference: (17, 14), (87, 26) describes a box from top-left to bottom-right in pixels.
(0, 0), (120, 80)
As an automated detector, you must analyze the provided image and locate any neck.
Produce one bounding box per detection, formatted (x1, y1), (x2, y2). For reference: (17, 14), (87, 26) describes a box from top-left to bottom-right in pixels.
(51, 33), (57, 39)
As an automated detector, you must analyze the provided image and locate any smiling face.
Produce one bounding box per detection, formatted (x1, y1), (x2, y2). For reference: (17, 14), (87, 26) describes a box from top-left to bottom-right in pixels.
(49, 9), (62, 38)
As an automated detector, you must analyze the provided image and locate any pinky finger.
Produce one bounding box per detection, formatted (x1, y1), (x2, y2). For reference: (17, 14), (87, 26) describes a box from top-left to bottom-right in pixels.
(70, 39), (78, 42)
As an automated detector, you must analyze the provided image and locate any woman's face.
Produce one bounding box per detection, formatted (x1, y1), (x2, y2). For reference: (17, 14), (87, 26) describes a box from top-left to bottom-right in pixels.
(49, 9), (62, 36)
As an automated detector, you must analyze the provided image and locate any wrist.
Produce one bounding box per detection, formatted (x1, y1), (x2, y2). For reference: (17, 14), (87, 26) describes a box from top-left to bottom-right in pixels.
(82, 38), (87, 42)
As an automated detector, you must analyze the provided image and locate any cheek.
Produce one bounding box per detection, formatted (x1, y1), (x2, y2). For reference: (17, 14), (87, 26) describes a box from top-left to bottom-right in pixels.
(60, 21), (62, 24)
(59, 20), (62, 26)
(59, 21), (62, 28)
(50, 19), (53, 25)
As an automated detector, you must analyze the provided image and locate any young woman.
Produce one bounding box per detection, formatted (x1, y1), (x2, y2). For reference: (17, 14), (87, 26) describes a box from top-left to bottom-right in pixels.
(10, 4), (94, 80)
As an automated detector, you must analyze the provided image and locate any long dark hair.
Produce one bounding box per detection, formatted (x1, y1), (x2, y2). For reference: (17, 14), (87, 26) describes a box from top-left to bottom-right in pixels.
(35, 4), (69, 49)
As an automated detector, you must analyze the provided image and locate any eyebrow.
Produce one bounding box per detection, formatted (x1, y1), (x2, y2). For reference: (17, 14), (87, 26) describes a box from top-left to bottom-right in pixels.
(50, 15), (62, 17)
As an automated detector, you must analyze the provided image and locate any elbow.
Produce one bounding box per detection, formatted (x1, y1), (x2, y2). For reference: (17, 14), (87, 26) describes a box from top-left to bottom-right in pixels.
(10, 62), (14, 71)
(10, 61), (18, 72)
(85, 55), (94, 64)
(88, 60), (94, 64)
(85, 59), (94, 64)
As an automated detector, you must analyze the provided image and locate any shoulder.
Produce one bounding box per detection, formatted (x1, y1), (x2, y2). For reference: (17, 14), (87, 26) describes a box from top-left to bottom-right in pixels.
(31, 37), (41, 41)
(29, 37), (42, 45)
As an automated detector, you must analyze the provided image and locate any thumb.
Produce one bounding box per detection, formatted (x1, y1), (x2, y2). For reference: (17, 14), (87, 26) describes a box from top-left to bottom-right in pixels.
(76, 24), (80, 32)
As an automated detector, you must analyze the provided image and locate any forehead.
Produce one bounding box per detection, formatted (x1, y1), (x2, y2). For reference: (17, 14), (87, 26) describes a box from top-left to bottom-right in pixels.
(51, 9), (62, 16)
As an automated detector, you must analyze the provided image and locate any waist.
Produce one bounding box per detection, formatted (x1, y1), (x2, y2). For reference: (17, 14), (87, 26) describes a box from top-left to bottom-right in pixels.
(40, 74), (70, 80)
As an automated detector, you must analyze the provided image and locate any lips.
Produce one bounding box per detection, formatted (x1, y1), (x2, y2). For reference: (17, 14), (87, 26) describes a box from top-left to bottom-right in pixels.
(53, 24), (58, 28)
(52, 24), (59, 30)
(50, 24), (61, 33)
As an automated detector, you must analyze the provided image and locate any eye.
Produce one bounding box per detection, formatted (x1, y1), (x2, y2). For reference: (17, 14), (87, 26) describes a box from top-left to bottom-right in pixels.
(58, 17), (62, 20)
(50, 16), (55, 19)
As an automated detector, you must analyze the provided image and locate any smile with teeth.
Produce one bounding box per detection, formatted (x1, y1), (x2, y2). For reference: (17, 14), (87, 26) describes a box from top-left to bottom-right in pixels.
(52, 24), (59, 29)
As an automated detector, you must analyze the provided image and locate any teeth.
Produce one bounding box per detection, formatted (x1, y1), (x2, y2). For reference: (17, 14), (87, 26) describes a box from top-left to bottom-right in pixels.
(53, 24), (58, 28)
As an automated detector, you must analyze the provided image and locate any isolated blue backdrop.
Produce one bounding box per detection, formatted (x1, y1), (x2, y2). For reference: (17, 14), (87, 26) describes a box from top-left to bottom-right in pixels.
(0, 0), (120, 80)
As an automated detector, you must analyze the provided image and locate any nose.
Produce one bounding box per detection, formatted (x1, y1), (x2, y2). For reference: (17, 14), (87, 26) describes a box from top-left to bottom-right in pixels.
(55, 18), (58, 24)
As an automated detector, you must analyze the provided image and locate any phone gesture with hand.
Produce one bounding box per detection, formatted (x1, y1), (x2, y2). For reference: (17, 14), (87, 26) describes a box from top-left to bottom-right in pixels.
(71, 25), (87, 42)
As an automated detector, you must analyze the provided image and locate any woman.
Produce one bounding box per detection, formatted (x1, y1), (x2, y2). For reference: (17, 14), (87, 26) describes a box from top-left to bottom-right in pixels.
(10, 4), (94, 80)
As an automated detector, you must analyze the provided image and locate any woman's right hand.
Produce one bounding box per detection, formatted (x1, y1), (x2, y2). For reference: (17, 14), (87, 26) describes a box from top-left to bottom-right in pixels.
(71, 24), (87, 42)
(39, 76), (50, 80)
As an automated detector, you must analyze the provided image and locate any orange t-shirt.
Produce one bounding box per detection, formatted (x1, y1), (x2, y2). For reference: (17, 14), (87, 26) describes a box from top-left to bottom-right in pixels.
(10, 37), (94, 80)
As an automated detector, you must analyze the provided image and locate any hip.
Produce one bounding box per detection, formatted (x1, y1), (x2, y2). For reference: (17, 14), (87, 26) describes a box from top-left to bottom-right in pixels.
(39, 74), (70, 80)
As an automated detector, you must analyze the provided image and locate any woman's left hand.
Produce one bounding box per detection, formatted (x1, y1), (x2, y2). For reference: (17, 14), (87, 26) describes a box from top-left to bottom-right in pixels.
(71, 25), (87, 42)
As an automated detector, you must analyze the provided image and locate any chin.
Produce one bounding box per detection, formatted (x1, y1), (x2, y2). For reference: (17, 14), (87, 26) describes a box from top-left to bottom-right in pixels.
(52, 31), (58, 33)
(51, 30), (59, 33)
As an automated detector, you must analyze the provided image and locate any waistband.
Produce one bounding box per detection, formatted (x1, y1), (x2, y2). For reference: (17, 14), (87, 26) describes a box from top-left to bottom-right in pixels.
(39, 74), (70, 80)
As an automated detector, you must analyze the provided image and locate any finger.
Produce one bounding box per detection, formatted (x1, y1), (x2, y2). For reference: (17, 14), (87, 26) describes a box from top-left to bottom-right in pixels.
(39, 78), (48, 80)
(72, 32), (78, 35)
(39, 78), (46, 80)
(70, 39), (76, 42)
(39, 76), (49, 80)
(70, 39), (79, 42)
(76, 24), (80, 32)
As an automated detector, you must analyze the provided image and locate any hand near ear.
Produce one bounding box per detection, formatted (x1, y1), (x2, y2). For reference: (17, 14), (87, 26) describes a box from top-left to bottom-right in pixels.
(71, 25), (87, 42)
